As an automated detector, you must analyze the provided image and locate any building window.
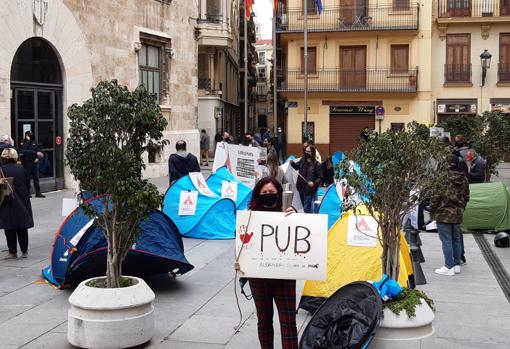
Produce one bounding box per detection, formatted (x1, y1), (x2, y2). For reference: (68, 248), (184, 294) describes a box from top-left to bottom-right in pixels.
(391, 45), (409, 73)
(139, 44), (161, 103)
(206, 0), (222, 22)
(302, 0), (318, 15)
(393, 0), (410, 10)
(259, 51), (266, 65)
(445, 34), (471, 83)
(300, 47), (317, 74)
(499, 33), (510, 82)
(391, 123), (405, 131)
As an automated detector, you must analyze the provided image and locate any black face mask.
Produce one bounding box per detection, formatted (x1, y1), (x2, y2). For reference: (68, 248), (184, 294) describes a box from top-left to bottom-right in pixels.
(260, 193), (278, 208)
(305, 153), (312, 159)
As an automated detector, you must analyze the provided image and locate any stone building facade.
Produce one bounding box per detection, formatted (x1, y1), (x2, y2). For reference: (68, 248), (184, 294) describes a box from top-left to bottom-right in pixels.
(0, 0), (199, 192)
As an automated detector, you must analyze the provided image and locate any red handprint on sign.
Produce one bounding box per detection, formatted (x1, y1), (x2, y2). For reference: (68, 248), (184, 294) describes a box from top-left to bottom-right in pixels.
(238, 224), (254, 244)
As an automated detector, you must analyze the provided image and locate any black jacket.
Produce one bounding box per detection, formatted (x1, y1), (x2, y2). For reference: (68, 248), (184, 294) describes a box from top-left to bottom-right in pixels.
(468, 157), (486, 184)
(19, 140), (40, 167)
(0, 162), (34, 230)
(291, 158), (323, 195)
(168, 152), (201, 184)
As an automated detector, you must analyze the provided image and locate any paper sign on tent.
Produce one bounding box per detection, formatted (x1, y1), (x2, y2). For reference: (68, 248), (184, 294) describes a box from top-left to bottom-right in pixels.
(347, 215), (378, 247)
(178, 191), (198, 216)
(221, 180), (238, 201)
(189, 172), (216, 197)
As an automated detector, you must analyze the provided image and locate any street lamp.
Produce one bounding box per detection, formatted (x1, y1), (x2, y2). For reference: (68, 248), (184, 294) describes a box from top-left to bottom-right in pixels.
(480, 49), (492, 87)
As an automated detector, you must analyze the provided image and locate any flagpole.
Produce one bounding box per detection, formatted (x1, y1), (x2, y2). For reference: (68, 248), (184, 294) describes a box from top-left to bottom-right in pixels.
(244, 1), (249, 134)
(304, 0), (308, 141)
(273, 5), (277, 135)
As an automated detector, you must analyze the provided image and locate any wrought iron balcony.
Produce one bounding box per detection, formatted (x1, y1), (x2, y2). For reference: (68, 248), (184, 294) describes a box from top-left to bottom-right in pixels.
(276, 3), (419, 33)
(498, 63), (510, 82)
(444, 64), (472, 84)
(437, 0), (510, 19)
(278, 68), (418, 93)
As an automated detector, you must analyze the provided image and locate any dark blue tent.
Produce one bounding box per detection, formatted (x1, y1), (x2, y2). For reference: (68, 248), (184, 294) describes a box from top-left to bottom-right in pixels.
(206, 166), (252, 210)
(42, 198), (194, 288)
(163, 174), (236, 239)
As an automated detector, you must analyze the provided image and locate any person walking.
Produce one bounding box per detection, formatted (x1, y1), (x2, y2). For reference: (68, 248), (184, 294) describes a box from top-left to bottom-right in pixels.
(236, 177), (298, 349)
(199, 129), (210, 167)
(19, 131), (45, 198)
(290, 145), (323, 213)
(1, 148), (34, 259)
(465, 149), (486, 184)
(431, 154), (470, 276)
(168, 140), (200, 184)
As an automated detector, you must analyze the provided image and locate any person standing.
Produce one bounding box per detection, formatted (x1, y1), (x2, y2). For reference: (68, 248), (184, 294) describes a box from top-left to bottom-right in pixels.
(168, 140), (200, 184)
(321, 156), (335, 187)
(265, 138), (278, 161)
(277, 127), (287, 162)
(19, 131), (45, 198)
(431, 155), (470, 276)
(222, 131), (233, 144)
(290, 145), (323, 213)
(259, 152), (286, 185)
(199, 129), (210, 167)
(236, 177), (298, 349)
(465, 149), (486, 184)
(1, 148), (34, 259)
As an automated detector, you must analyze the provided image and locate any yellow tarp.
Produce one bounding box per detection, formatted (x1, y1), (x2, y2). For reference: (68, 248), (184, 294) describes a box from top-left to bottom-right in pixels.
(302, 207), (413, 299)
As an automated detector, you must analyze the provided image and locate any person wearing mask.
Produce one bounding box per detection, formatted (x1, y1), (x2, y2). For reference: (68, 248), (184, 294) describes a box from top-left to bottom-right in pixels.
(431, 154), (470, 276)
(235, 177), (298, 349)
(168, 140), (200, 184)
(290, 145), (323, 213)
(302, 139), (322, 163)
(222, 131), (233, 144)
(1, 148), (34, 259)
(259, 152), (285, 185)
(19, 131), (45, 198)
(465, 149), (486, 184)
(199, 129), (210, 167)
(243, 132), (259, 147)
(321, 156), (335, 187)
(277, 127), (287, 161)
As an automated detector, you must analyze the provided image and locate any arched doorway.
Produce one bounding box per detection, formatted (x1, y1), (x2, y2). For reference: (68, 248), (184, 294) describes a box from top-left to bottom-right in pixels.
(10, 37), (64, 192)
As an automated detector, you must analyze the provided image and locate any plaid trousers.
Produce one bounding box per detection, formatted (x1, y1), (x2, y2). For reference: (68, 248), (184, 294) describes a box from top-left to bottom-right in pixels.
(249, 278), (298, 349)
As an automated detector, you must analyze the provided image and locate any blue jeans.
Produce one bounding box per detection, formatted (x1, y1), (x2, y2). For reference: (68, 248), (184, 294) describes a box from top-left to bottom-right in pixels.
(299, 192), (316, 214)
(437, 223), (462, 269)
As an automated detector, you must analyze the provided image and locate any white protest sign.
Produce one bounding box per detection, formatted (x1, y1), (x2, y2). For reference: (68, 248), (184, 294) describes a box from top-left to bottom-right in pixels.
(221, 180), (238, 201)
(213, 142), (228, 173)
(189, 172), (216, 197)
(347, 215), (379, 247)
(62, 198), (79, 217)
(178, 191), (198, 216)
(235, 211), (328, 280)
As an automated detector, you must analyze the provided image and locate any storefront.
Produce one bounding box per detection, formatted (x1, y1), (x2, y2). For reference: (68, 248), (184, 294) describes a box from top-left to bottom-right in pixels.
(329, 104), (376, 153)
(490, 99), (510, 116)
(436, 99), (478, 124)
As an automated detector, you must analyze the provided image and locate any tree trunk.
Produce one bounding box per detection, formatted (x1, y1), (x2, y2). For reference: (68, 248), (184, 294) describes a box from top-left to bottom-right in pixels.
(107, 228), (122, 288)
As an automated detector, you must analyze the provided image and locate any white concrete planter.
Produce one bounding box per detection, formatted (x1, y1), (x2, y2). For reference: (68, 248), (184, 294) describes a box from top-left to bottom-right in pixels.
(371, 299), (435, 349)
(67, 276), (155, 349)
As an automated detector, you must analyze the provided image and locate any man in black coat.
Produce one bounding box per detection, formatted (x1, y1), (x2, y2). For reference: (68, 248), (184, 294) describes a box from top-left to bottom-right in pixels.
(168, 140), (201, 184)
(19, 131), (45, 198)
(1, 148), (34, 259)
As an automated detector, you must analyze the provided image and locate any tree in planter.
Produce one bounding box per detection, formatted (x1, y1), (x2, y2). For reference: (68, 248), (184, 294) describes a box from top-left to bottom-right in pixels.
(66, 80), (167, 288)
(337, 127), (450, 281)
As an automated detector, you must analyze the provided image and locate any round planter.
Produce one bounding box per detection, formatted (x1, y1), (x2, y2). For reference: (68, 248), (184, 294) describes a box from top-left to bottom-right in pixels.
(67, 276), (155, 349)
(371, 299), (435, 349)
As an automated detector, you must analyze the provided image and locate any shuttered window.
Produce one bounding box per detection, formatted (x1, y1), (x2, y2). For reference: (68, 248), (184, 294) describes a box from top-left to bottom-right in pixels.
(500, 33), (510, 82)
(300, 47), (317, 74)
(391, 45), (409, 73)
(445, 34), (471, 83)
(393, 0), (410, 10)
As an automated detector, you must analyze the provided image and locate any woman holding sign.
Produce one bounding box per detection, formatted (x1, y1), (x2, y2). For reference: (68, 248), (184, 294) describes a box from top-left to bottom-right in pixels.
(237, 177), (298, 349)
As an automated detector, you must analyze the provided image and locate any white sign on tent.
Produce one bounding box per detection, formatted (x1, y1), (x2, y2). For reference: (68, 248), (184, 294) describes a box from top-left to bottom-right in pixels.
(189, 172), (216, 197)
(346, 215), (379, 247)
(235, 211), (328, 280)
(221, 180), (238, 201)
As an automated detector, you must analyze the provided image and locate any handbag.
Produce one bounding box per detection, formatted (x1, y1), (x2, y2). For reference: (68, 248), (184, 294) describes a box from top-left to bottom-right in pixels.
(0, 167), (15, 206)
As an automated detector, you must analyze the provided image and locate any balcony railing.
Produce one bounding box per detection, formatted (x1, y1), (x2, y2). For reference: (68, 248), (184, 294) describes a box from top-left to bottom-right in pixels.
(438, 0), (510, 18)
(278, 68), (418, 93)
(444, 64), (472, 83)
(276, 4), (419, 33)
(499, 63), (510, 82)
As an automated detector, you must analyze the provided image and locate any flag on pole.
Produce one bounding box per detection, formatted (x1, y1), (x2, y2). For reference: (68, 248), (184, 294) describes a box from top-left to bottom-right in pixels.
(273, 0), (278, 14)
(316, 0), (323, 15)
(246, 0), (254, 19)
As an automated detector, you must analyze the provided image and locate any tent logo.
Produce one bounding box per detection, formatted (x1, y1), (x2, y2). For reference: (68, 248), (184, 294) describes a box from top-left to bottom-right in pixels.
(356, 218), (372, 233)
(225, 184), (234, 194)
(183, 195), (194, 206)
(197, 179), (207, 189)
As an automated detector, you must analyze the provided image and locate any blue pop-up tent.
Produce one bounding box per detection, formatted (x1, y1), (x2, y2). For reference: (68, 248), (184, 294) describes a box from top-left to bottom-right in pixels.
(206, 166), (252, 210)
(318, 184), (344, 229)
(42, 198), (194, 288)
(163, 174), (236, 239)
(331, 151), (345, 166)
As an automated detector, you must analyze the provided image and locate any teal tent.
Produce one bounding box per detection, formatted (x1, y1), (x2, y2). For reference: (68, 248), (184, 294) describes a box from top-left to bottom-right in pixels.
(462, 182), (510, 233)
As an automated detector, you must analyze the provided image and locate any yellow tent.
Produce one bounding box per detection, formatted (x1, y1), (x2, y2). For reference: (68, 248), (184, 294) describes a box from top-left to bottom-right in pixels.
(300, 207), (413, 312)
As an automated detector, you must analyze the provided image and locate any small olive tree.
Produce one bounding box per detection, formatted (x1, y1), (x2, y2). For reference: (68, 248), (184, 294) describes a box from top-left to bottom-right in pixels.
(66, 80), (167, 288)
(338, 126), (450, 280)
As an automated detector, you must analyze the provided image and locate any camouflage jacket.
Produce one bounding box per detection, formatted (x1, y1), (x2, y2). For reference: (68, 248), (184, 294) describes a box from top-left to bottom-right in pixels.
(430, 171), (470, 224)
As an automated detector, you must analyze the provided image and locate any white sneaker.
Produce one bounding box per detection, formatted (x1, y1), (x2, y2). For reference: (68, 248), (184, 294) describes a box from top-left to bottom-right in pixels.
(435, 266), (455, 276)
(453, 265), (461, 274)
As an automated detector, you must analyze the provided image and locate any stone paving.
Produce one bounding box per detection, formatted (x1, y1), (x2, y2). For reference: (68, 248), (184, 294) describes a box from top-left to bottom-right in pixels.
(0, 165), (510, 348)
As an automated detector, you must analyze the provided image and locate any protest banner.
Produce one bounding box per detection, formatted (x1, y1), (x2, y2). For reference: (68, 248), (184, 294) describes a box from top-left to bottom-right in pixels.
(235, 211), (328, 280)
(213, 144), (266, 188)
(178, 191), (198, 216)
(346, 215), (378, 247)
(189, 172), (216, 197)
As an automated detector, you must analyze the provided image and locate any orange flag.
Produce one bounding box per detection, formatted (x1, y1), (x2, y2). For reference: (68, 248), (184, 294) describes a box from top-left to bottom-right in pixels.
(274, 0), (278, 14)
(245, 0), (253, 19)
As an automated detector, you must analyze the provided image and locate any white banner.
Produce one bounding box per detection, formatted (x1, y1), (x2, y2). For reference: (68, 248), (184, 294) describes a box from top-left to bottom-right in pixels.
(235, 211), (328, 280)
(213, 142), (228, 173)
(189, 172), (216, 197)
(347, 215), (379, 247)
(213, 144), (266, 188)
(178, 191), (198, 216)
(221, 180), (238, 201)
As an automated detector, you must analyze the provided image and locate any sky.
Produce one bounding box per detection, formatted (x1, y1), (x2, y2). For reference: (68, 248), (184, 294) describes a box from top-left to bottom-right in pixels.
(253, 0), (273, 40)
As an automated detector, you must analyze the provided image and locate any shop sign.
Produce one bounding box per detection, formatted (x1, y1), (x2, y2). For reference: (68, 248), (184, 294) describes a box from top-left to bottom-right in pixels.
(329, 105), (375, 115)
(437, 103), (477, 114)
(490, 103), (510, 114)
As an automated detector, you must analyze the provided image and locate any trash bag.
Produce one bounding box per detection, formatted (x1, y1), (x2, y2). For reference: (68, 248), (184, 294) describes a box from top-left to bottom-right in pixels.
(300, 281), (382, 349)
